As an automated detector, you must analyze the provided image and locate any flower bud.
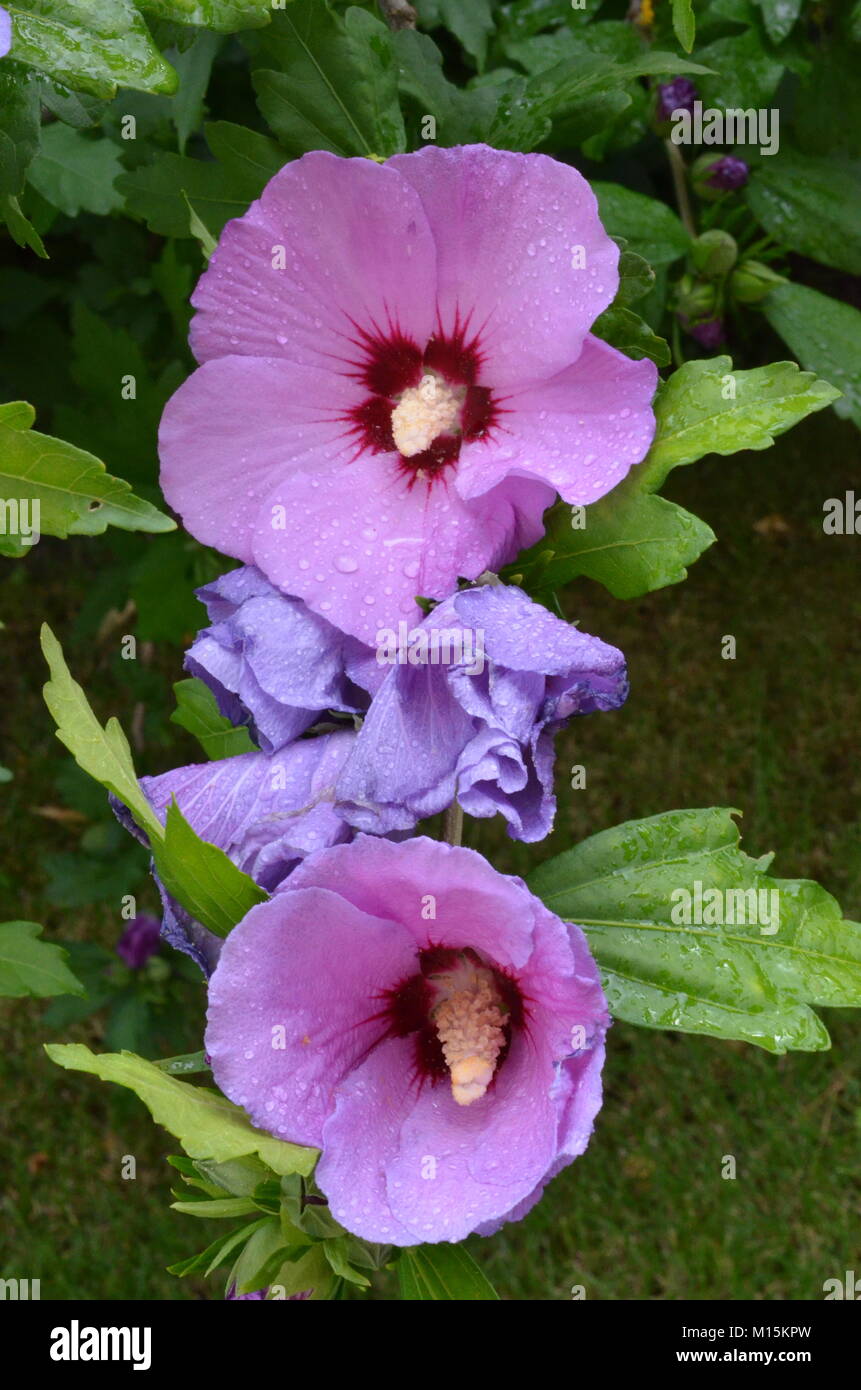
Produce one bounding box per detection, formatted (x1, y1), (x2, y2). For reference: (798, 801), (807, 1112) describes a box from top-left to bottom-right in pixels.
(655, 77), (698, 124)
(674, 272), (719, 320)
(690, 229), (738, 278)
(731, 259), (787, 304)
(691, 153), (750, 199)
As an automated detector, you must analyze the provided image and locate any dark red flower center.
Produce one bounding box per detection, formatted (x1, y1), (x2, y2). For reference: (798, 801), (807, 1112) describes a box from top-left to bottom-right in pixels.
(342, 318), (500, 487)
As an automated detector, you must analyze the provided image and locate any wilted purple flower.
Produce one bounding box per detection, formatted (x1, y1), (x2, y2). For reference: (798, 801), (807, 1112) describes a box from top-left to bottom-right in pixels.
(187, 566), (380, 754)
(226, 1284), (268, 1300)
(335, 582), (627, 841)
(206, 835), (609, 1245)
(159, 144), (657, 644)
(705, 155), (750, 191)
(656, 77), (698, 122)
(0, 9), (12, 59)
(113, 731), (357, 973)
(116, 913), (161, 970)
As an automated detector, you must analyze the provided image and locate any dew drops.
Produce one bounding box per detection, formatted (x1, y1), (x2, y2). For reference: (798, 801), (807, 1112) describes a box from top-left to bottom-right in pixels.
(335, 555), (358, 573)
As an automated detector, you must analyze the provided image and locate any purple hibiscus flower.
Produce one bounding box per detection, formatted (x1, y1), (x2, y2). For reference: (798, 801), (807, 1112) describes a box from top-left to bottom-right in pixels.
(159, 144), (657, 643)
(335, 581), (628, 841)
(0, 9), (11, 59)
(116, 913), (161, 970)
(205, 835), (609, 1245)
(113, 731), (356, 973)
(186, 565), (380, 754)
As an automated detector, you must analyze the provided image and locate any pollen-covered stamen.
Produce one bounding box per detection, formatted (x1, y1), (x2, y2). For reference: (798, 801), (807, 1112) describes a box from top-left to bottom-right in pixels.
(391, 372), (465, 459)
(432, 971), (506, 1107)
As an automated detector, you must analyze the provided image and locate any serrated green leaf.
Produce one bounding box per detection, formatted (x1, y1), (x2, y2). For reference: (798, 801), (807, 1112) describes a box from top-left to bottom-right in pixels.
(0, 413), (175, 544)
(1, 193), (48, 257)
(41, 623), (165, 843)
(435, 0), (494, 70)
(6, 0), (178, 99)
(171, 678), (257, 760)
(612, 240), (656, 306)
(398, 1245), (499, 1300)
(393, 28), (498, 146)
(252, 0), (405, 158)
(45, 1044), (318, 1175)
(754, 0), (802, 44)
(0, 921), (84, 998)
(745, 149), (861, 276)
(762, 282), (861, 430)
(172, 1196), (260, 1219)
(641, 357), (841, 490)
(591, 305), (671, 366)
(529, 808), (861, 1053)
(167, 1217), (268, 1278)
(26, 125), (124, 217)
(0, 72), (41, 197)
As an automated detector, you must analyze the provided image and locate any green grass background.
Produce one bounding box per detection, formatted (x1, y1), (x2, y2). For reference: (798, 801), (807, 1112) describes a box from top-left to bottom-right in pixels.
(1, 407), (859, 1300)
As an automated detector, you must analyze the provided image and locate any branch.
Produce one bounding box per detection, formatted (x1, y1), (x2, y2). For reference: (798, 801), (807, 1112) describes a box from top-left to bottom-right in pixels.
(378, 0), (417, 30)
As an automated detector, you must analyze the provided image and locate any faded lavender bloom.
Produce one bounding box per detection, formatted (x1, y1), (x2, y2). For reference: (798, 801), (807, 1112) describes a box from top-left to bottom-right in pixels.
(656, 77), (698, 122)
(116, 913), (161, 970)
(0, 9), (11, 59)
(160, 145), (657, 643)
(206, 835), (609, 1245)
(335, 582), (627, 841)
(186, 565), (379, 754)
(705, 154), (750, 191)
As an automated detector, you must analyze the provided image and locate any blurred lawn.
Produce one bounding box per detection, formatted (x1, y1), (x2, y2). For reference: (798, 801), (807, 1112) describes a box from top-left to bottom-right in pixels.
(1, 407), (859, 1300)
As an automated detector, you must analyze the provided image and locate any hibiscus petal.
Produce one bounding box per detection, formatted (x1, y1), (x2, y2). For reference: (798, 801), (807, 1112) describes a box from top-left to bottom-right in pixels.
(206, 887), (418, 1148)
(389, 144), (619, 388)
(456, 335), (658, 505)
(189, 151), (438, 369)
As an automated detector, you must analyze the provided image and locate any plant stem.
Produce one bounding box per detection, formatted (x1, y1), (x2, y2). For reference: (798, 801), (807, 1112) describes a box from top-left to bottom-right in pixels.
(442, 801), (463, 847)
(664, 138), (697, 241)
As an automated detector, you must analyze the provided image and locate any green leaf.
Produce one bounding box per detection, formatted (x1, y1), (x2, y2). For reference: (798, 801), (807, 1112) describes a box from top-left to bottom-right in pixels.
(45, 1044), (318, 1174)
(252, 0), (405, 158)
(230, 1217), (295, 1294)
(591, 305), (671, 367)
(169, 29), (221, 154)
(0, 72), (41, 197)
(172, 1196), (260, 1218)
(694, 29), (784, 114)
(393, 29), (498, 146)
(171, 678), (258, 760)
(1, 193), (48, 257)
(151, 798), (267, 939)
(26, 126), (124, 217)
(0, 412), (175, 548)
(323, 1236), (370, 1288)
(529, 808), (861, 1053)
(613, 240), (656, 307)
(671, 0), (695, 53)
(594, 183), (690, 266)
(40, 625), (266, 938)
(155, 1050), (211, 1076)
(0, 921), (84, 998)
(398, 1245), (499, 1300)
(137, 0), (273, 33)
(640, 357), (842, 491)
(754, 0), (802, 43)
(40, 623), (165, 843)
(506, 487), (715, 602)
(745, 150), (861, 276)
(6, 0), (178, 99)
(762, 282), (861, 430)
(117, 122), (285, 238)
(435, 0), (493, 70)
(167, 1217), (269, 1279)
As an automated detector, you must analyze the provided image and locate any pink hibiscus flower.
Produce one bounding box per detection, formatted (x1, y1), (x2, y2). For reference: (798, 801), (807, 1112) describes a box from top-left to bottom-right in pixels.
(160, 145), (657, 643)
(205, 834), (609, 1245)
